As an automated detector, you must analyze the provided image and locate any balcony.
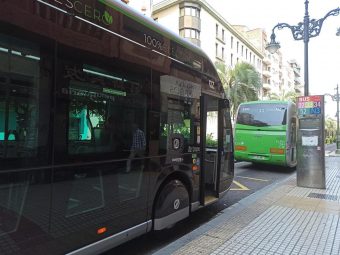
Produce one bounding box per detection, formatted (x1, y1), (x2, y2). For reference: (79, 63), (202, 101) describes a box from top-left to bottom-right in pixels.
(179, 16), (201, 31)
(293, 67), (301, 76)
(295, 86), (302, 93)
(263, 57), (271, 65)
(263, 70), (271, 77)
(294, 77), (301, 85)
(263, 83), (271, 90)
(216, 54), (225, 62)
(216, 34), (225, 44)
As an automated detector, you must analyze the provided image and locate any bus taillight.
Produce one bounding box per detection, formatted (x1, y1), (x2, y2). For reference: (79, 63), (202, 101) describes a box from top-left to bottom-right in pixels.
(270, 148), (284, 154)
(97, 227), (107, 235)
(192, 165), (199, 171)
(235, 145), (247, 151)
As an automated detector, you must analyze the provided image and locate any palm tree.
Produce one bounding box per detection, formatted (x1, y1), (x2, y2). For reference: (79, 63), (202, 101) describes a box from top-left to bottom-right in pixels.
(325, 117), (336, 143)
(268, 88), (297, 102)
(215, 61), (261, 119)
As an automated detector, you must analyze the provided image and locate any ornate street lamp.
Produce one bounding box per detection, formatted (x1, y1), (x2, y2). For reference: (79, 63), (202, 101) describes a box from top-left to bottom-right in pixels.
(266, 0), (340, 96)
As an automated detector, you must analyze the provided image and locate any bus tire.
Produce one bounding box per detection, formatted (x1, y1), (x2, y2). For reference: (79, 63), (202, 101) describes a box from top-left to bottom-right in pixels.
(153, 179), (190, 231)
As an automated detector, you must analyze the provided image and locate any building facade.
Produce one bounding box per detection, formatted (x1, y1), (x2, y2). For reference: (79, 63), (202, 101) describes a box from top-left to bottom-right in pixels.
(151, 0), (264, 76)
(124, 0), (302, 99)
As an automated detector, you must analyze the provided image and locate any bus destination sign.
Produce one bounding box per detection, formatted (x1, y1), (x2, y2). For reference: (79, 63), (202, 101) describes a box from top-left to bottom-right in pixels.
(297, 95), (323, 116)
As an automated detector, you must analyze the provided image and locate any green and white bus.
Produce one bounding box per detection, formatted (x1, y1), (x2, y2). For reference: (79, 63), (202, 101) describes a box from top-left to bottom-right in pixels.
(0, 0), (234, 254)
(234, 100), (297, 167)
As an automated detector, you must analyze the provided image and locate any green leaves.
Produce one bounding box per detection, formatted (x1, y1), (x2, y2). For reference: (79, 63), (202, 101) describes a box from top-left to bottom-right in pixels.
(215, 61), (261, 120)
(268, 89), (297, 102)
(103, 11), (113, 25)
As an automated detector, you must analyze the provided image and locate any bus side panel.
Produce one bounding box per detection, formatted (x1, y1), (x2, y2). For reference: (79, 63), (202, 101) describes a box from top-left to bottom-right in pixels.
(0, 16), (55, 254)
(51, 31), (154, 252)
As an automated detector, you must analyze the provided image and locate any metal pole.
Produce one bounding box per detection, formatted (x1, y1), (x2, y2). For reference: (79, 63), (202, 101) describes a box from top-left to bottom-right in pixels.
(303, 0), (310, 96)
(336, 84), (340, 152)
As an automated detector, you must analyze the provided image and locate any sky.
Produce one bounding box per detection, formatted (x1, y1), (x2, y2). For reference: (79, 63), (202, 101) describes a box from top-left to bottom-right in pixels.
(129, 0), (340, 118)
(210, 0), (340, 119)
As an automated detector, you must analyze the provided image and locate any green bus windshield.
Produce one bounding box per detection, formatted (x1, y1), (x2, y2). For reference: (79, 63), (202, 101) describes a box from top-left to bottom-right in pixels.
(236, 103), (287, 127)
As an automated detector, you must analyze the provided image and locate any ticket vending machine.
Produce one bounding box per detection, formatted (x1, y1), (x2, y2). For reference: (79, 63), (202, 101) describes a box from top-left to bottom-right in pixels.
(297, 95), (325, 189)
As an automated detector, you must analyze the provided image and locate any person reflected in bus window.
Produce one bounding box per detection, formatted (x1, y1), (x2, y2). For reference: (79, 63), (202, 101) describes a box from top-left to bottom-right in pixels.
(126, 123), (146, 173)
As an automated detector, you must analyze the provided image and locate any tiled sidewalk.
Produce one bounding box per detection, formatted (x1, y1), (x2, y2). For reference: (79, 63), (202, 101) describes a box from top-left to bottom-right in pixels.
(153, 156), (340, 255)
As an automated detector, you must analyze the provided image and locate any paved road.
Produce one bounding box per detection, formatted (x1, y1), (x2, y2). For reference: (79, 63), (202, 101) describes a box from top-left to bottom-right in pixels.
(104, 162), (295, 255)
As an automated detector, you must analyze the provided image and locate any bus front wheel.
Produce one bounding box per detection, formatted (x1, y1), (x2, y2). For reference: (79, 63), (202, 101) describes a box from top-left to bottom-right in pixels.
(153, 179), (190, 231)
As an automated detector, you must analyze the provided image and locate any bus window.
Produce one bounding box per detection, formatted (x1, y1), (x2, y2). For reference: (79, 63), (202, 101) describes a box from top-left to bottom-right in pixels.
(66, 67), (147, 157)
(206, 111), (218, 148)
(160, 97), (197, 153)
(0, 34), (45, 160)
(237, 103), (287, 126)
(159, 75), (201, 154)
(66, 170), (104, 217)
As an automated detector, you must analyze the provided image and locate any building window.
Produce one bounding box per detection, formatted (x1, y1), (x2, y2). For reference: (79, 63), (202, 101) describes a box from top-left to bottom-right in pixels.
(246, 49), (248, 60)
(237, 41), (239, 53)
(249, 52), (252, 62)
(230, 36), (234, 49)
(231, 53), (233, 66)
(241, 45), (244, 56)
(222, 29), (225, 41)
(215, 43), (218, 57)
(216, 24), (219, 37)
(180, 6), (200, 17)
(222, 47), (224, 60)
(180, 28), (200, 39)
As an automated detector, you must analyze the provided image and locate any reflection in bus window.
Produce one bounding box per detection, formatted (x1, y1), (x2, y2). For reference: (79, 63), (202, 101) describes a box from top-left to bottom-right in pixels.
(66, 170), (104, 217)
(0, 34), (40, 159)
(160, 97), (197, 153)
(206, 111), (218, 148)
(0, 177), (29, 235)
(67, 68), (147, 157)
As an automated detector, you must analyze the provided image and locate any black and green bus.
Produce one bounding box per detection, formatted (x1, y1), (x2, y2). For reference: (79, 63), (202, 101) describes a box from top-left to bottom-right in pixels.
(0, 0), (234, 254)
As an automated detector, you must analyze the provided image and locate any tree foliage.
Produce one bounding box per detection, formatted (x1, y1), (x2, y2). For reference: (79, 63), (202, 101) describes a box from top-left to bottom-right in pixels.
(325, 117), (337, 143)
(268, 88), (297, 103)
(215, 61), (261, 119)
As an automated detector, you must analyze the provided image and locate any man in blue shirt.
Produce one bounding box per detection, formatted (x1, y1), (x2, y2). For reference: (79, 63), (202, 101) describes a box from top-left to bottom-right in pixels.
(126, 123), (146, 173)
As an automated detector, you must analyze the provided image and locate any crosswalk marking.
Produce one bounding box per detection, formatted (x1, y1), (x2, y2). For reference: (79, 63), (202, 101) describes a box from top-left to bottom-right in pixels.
(230, 180), (250, 191)
(236, 175), (269, 182)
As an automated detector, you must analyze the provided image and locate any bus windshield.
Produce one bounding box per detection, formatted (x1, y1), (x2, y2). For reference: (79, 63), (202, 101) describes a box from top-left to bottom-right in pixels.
(236, 103), (287, 127)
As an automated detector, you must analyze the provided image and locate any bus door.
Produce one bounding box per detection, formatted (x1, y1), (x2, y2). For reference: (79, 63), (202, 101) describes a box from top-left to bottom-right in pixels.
(288, 117), (297, 166)
(200, 94), (219, 205)
(217, 99), (234, 194)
